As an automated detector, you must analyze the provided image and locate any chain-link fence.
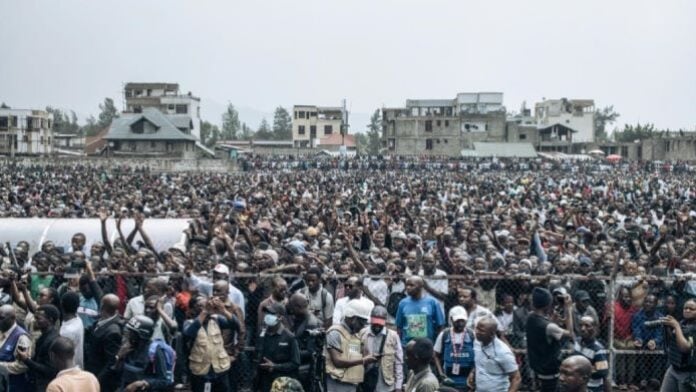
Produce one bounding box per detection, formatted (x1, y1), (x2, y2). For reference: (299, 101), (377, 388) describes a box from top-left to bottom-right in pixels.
(23, 270), (674, 391)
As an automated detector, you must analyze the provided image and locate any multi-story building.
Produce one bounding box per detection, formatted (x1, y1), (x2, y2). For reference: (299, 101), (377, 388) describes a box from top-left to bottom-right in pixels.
(534, 98), (595, 143)
(123, 82), (202, 140)
(0, 109), (53, 156)
(292, 105), (346, 148)
(104, 108), (197, 158)
(382, 92), (506, 156)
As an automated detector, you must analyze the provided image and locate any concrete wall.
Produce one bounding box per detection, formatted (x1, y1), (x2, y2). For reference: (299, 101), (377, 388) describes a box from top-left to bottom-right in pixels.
(1, 157), (237, 172)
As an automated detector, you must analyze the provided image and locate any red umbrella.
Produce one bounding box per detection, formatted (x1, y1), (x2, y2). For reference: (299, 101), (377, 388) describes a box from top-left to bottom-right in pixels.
(606, 154), (622, 163)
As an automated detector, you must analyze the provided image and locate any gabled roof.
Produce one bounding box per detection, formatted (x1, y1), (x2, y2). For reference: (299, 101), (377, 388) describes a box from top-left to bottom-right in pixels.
(537, 123), (578, 133)
(105, 108), (196, 141)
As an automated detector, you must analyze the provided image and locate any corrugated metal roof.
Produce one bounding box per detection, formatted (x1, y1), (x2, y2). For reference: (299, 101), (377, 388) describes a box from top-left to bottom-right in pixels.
(105, 108), (197, 141)
(471, 142), (537, 158)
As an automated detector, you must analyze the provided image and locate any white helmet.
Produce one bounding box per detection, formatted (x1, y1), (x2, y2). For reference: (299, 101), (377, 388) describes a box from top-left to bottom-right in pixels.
(344, 299), (373, 320)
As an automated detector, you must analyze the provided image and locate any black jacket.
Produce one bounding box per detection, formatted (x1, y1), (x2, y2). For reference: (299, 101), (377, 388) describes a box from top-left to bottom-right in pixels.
(85, 315), (124, 392)
(25, 327), (60, 392)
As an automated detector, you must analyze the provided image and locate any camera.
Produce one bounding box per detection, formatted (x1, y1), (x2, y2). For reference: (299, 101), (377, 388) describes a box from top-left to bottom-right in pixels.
(305, 328), (326, 338)
(644, 320), (663, 328)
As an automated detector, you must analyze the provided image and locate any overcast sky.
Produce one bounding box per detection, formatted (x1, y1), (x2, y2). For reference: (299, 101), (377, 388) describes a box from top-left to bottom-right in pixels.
(1, 0), (694, 132)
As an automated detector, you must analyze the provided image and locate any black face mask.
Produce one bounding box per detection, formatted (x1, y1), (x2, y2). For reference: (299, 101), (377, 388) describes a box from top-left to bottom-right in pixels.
(371, 325), (384, 335)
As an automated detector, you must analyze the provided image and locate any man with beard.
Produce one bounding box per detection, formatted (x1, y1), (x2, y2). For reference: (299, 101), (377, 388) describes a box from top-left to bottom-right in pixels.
(360, 306), (403, 392)
(558, 355), (593, 392)
(395, 276), (445, 349)
(333, 276), (374, 326)
(18, 304), (61, 392)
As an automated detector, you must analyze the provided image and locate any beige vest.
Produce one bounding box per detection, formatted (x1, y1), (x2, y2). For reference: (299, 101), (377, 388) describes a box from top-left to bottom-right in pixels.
(189, 318), (231, 376)
(324, 324), (365, 384)
(360, 328), (397, 386)
(379, 331), (397, 386)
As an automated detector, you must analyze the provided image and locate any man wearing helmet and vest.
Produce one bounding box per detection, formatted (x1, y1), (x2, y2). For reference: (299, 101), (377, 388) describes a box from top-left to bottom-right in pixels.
(116, 315), (175, 392)
(325, 299), (379, 392)
(360, 305), (404, 392)
(433, 306), (475, 391)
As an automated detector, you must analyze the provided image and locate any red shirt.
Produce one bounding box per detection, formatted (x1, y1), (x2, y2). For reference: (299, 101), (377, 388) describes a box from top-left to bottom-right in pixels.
(613, 301), (637, 340)
(115, 275), (128, 315)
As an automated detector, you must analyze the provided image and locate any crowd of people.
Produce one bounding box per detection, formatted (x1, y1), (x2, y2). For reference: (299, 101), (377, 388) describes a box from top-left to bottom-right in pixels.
(1, 156), (696, 392)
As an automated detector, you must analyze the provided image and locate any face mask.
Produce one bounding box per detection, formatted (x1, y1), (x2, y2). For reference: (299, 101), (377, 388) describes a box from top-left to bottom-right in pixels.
(371, 325), (384, 335)
(264, 314), (279, 327)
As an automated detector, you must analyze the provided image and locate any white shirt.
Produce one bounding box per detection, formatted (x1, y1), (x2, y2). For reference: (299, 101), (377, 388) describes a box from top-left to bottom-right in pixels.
(465, 305), (493, 332)
(60, 317), (84, 369)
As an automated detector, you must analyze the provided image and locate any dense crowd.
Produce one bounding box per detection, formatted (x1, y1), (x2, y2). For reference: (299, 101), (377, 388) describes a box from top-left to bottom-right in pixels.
(1, 157), (696, 392)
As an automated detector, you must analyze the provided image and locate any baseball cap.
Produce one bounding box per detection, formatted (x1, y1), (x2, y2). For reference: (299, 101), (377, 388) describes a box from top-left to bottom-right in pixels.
(213, 264), (230, 275)
(449, 306), (468, 322)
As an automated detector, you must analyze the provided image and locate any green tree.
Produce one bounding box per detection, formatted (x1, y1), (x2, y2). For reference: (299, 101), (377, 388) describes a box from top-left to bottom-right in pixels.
(97, 98), (118, 128)
(365, 109), (382, 155)
(82, 115), (101, 136)
(46, 107), (80, 134)
(355, 133), (368, 154)
(221, 103), (240, 140)
(240, 122), (255, 141)
(200, 120), (221, 147)
(255, 119), (272, 140)
(272, 106), (292, 140)
(594, 105), (620, 141)
(613, 123), (656, 142)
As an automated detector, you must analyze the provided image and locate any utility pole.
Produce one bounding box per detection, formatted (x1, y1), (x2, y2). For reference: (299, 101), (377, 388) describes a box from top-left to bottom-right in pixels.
(341, 98), (349, 147)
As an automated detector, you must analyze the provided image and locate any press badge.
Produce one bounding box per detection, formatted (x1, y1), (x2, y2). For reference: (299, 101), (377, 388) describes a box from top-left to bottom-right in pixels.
(452, 363), (460, 375)
(204, 382), (211, 392)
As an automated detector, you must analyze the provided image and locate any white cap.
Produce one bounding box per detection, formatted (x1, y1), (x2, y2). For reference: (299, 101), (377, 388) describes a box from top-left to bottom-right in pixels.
(213, 264), (230, 275)
(449, 306), (468, 322)
(344, 299), (372, 320)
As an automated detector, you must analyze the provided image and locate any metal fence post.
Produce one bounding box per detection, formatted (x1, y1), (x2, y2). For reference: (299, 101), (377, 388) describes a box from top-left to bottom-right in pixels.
(607, 277), (616, 385)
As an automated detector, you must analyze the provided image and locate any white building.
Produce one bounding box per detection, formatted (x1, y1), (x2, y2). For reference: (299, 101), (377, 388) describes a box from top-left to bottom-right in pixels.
(123, 83), (202, 141)
(292, 105), (346, 148)
(0, 109), (53, 156)
(535, 98), (595, 143)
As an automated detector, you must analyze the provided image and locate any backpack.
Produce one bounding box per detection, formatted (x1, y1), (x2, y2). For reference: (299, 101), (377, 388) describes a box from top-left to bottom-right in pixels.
(387, 291), (407, 318)
(148, 339), (176, 384)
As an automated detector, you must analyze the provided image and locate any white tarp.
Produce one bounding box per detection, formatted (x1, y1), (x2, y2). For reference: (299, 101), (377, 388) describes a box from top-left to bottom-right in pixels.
(0, 219), (189, 254)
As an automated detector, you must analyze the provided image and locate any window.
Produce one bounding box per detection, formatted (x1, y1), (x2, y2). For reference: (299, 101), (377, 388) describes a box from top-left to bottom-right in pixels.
(0, 117), (7, 129)
(519, 134), (527, 140)
(437, 120), (441, 127)
(147, 89), (152, 96)
(425, 120), (432, 132)
(125, 90), (132, 98)
(10, 116), (17, 127)
(151, 141), (156, 149)
(47, 137), (51, 145)
(40, 136), (44, 144)
(444, 139), (448, 144)
(426, 139), (433, 150)
(310, 125), (317, 137)
(168, 104), (175, 111)
(299, 111), (306, 119)
(445, 120), (449, 127)
(175, 105), (188, 114)
(23, 135), (29, 142)
(294, 111), (298, 119)
(298, 125), (305, 135)
(324, 125), (333, 135)
(134, 106), (143, 113)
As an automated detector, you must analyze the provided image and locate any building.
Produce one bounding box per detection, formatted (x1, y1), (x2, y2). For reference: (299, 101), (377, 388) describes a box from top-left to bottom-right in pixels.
(534, 98), (595, 143)
(0, 108), (53, 156)
(104, 108), (198, 158)
(292, 105), (346, 148)
(123, 82), (202, 140)
(381, 92), (506, 156)
(53, 133), (86, 156)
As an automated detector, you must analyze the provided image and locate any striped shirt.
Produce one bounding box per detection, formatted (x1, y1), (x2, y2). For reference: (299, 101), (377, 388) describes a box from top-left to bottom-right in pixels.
(573, 338), (609, 391)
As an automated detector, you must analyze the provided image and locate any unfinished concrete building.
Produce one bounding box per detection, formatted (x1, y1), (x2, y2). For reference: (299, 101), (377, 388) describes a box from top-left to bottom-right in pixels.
(382, 92), (506, 156)
(0, 109), (54, 156)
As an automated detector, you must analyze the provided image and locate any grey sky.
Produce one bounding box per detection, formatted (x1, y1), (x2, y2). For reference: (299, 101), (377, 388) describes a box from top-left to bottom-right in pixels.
(1, 0), (694, 132)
